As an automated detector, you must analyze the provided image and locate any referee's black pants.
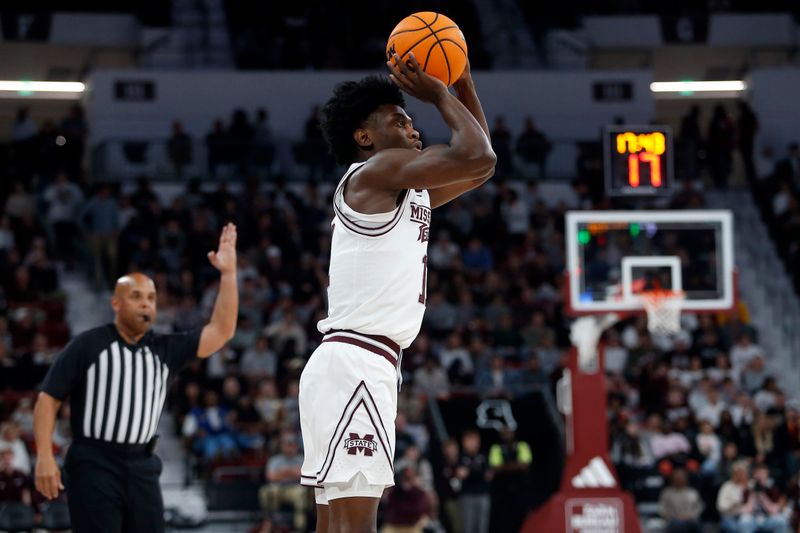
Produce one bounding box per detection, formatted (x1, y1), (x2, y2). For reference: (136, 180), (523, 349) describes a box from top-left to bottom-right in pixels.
(64, 440), (165, 533)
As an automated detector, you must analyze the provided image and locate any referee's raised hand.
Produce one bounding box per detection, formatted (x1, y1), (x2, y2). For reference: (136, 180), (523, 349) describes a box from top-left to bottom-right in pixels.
(207, 222), (237, 273)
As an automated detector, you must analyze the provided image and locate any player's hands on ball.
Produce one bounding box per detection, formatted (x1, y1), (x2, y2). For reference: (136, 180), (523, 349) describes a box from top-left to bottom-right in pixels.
(387, 52), (448, 104)
(35, 453), (63, 500)
(208, 223), (237, 274)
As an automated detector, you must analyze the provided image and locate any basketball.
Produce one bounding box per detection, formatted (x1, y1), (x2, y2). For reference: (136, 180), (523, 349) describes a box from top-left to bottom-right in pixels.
(386, 12), (468, 87)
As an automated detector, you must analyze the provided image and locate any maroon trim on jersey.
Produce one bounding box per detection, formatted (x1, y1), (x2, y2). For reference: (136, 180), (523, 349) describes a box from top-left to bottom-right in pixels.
(332, 167), (410, 236)
(316, 381), (394, 484)
(322, 335), (397, 367)
(300, 474), (324, 488)
(332, 189), (409, 237)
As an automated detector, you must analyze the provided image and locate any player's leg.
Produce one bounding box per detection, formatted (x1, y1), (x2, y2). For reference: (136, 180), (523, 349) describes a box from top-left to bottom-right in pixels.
(315, 502), (330, 533)
(327, 497), (379, 533)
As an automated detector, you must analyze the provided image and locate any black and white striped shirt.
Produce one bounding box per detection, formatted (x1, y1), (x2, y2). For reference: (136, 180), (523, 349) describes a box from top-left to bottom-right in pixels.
(41, 324), (201, 445)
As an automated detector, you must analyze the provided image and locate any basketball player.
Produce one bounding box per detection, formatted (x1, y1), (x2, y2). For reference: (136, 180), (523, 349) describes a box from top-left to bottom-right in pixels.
(299, 53), (495, 533)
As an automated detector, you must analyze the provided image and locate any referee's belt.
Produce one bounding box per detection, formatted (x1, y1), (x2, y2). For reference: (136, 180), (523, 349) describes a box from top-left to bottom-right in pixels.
(73, 436), (159, 457)
(321, 330), (401, 368)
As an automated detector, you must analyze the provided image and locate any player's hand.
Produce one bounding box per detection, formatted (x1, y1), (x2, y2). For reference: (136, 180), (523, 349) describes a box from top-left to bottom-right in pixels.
(208, 223), (237, 274)
(35, 454), (64, 500)
(387, 52), (448, 104)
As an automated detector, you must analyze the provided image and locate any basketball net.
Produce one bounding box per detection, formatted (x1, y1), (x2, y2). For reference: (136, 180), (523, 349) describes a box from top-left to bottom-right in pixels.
(638, 290), (685, 335)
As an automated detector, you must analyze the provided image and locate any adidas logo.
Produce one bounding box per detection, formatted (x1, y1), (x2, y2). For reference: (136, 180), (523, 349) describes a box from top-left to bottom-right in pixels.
(571, 456), (617, 488)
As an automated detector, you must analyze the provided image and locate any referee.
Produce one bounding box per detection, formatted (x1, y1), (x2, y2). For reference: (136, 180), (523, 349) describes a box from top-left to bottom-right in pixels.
(32, 223), (239, 532)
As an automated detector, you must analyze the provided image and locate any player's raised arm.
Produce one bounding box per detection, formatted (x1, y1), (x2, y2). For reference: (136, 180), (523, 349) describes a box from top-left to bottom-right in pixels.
(359, 53), (495, 191)
(427, 59), (496, 208)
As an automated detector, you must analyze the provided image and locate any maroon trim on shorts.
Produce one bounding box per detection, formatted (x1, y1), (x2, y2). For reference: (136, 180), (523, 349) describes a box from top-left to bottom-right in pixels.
(316, 382), (394, 484)
(322, 334), (398, 368)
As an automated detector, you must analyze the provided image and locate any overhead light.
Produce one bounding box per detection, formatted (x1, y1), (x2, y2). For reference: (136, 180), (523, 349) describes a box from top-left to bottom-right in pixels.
(650, 81), (746, 93)
(0, 81), (85, 99)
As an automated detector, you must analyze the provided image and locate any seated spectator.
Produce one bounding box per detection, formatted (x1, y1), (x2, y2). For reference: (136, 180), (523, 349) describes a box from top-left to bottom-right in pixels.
(0, 422), (30, 474)
(232, 394), (265, 452)
(394, 444), (434, 495)
(381, 467), (432, 533)
(439, 332), (474, 384)
(516, 355), (548, 395)
(754, 377), (781, 413)
(412, 357), (450, 399)
(10, 398), (33, 436)
(736, 463), (791, 533)
(182, 391), (238, 460)
(230, 314), (258, 353)
(254, 379), (283, 431)
(659, 468), (703, 533)
(462, 238), (494, 274)
(741, 355), (769, 393)
(717, 442), (742, 483)
(731, 392), (756, 428)
(717, 460), (752, 532)
(428, 231), (460, 270)
(730, 333), (764, 377)
(263, 309), (307, 359)
(696, 420), (723, 474)
(649, 420), (691, 461)
(695, 387), (728, 428)
(258, 432), (306, 532)
(240, 336), (277, 381)
(476, 355), (518, 398)
(0, 448), (31, 507)
(773, 407), (800, 476)
(752, 412), (777, 466)
(611, 419), (656, 477)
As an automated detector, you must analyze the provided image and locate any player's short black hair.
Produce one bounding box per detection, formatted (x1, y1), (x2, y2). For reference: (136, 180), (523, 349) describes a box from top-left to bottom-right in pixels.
(320, 76), (406, 166)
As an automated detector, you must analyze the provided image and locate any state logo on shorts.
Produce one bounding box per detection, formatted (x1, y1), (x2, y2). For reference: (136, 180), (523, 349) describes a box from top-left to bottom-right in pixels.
(344, 433), (378, 456)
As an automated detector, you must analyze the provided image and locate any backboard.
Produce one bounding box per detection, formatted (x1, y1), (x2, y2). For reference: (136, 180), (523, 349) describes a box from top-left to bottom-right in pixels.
(565, 210), (734, 314)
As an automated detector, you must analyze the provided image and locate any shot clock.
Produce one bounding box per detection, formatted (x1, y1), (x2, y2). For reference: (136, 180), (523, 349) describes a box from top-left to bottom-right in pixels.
(603, 125), (674, 196)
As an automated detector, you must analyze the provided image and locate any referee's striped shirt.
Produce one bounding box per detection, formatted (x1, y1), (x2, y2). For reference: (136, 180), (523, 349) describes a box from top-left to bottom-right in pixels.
(41, 324), (201, 445)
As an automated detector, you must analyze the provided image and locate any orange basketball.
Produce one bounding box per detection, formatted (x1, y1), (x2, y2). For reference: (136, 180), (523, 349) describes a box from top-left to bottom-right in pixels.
(386, 12), (468, 87)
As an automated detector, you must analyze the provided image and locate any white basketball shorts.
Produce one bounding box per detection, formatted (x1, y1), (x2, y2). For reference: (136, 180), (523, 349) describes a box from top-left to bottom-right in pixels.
(299, 330), (401, 504)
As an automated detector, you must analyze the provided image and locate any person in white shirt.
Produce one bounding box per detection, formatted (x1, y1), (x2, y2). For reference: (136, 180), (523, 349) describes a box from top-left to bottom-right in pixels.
(730, 333), (765, 377)
(694, 388), (728, 428)
(439, 332), (474, 382)
(696, 420), (722, 474)
(0, 422), (31, 474)
(717, 461), (750, 531)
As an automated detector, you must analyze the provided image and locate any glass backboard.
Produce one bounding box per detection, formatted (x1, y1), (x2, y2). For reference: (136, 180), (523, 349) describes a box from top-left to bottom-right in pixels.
(565, 210), (734, 314)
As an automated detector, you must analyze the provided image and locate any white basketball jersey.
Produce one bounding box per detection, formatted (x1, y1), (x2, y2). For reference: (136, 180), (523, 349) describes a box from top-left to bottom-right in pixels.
(318, 162), (431, 349)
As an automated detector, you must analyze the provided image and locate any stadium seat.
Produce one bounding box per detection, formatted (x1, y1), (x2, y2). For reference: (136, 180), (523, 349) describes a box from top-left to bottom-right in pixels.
(0, 502), (36, 532)
(40, 501), (71, 531)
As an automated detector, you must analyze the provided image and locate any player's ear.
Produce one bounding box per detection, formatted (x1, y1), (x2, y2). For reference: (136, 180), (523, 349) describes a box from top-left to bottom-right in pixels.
(110, 296), (121, 313)
(353, 128), (373, 151)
